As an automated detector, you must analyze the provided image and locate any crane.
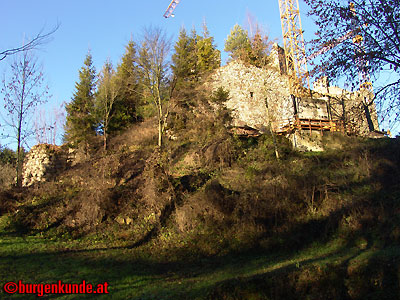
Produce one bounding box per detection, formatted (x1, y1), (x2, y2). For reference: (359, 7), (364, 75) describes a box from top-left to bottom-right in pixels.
(278, 0), (310, 96)
(163, 0), (181, 18)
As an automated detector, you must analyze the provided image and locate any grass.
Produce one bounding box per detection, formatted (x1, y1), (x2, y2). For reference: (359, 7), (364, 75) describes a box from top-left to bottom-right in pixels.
(1, 121), (399, 298)
(1, 228), (399, 299)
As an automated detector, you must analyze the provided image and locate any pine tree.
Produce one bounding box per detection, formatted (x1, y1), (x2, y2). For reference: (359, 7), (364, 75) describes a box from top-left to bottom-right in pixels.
(171, 25), (220, 99)
(224, 24), (251, 61)
(65, 52), (97, 148)
(171, 28), (198, 90)
(225, 24), (271, 68)
(196, 23), (221, 74)
(111, 40), (141, 132)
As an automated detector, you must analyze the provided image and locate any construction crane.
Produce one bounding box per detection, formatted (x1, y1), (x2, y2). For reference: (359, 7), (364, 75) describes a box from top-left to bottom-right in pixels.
(163, 0), (181, 18)
(278, 0), (310, 96)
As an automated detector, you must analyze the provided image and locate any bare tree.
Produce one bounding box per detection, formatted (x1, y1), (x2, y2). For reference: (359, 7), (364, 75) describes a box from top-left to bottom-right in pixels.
(137, 27), (172, 148)
(0, 25), (59, 62)
(95, 60), (119, 151)
(34, 102), (65, 145)
(304, 0), (400, 130)
(1, 49), (50, 186)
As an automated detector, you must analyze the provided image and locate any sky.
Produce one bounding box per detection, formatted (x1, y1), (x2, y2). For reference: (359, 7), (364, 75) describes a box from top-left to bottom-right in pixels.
(0, 0), (396, 149)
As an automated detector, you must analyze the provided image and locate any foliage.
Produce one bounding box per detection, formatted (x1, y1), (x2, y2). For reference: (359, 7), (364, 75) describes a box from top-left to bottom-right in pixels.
(224, 24), (251, 60)
(171, 28), (198, 92)
(95, 59), (119, 150)
(1, 49), (50, 186)
(64, 52), (97, 148)
(0, 146), (17, 166)
(196, 24), (221, 74)
(224, 24), (271, 68)
(304, 0), (400, 130)
(0, 146), (17, 189)
(210, 86), (230, 104)
(111, 40), (142, 132)
(171, 25), (220, 101)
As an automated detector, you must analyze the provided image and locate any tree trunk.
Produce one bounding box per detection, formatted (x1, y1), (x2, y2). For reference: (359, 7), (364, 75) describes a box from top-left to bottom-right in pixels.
(16, 64), (26, 187)
(158, 113), (163, 148)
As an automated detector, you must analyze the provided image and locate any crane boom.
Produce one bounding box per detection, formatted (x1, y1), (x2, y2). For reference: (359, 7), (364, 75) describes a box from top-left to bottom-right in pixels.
(164, 0), (181, 18)
(278, 0), (310, 95)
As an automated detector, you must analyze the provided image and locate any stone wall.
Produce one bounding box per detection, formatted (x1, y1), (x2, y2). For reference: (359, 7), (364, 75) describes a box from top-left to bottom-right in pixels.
(209, 53), (381, 151)
(313, 77), (380, 136)
(209, 60), (292, 132)
(22, 144), (69, 187)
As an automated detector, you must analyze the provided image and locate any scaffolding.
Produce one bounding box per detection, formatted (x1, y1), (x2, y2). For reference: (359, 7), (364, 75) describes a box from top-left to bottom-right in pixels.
(273, 117), (345, 135)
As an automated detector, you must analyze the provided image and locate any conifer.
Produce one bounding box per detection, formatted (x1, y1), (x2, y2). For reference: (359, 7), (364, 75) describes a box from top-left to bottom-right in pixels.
(65, 52), (97, 148)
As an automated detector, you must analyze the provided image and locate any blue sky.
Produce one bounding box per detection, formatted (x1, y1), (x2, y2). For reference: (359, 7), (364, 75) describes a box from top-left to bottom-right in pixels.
(1, 1), (395, 148)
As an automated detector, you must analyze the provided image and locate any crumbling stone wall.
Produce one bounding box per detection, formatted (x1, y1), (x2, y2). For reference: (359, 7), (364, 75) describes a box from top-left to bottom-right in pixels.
(314, 78), (380, 136)
(22, 144), (68, 186)
(209, 60), (292, 132)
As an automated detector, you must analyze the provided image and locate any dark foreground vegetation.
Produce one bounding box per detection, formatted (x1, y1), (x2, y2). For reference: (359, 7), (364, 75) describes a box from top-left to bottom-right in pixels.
(0, 102), (399, 299)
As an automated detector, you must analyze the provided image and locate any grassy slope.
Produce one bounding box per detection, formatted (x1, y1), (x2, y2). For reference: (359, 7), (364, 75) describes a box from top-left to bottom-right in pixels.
(0, 111), (399, 299)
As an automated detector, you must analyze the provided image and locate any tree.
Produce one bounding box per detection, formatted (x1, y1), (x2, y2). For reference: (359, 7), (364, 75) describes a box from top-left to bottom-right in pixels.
(248, 31), (272, 68)
(224, 23), (271, 68)
(1, 50), (50, 186)
(64, 52), (97, 149)
(171, 28), (198, 91)
(196, 23), (221, 74)
(137, 27), (172, 148)
(34, 102), (65, 145)
(95, 59), (119, 150)
(304, 0), (400, 129)
(171, 25), (220, 100)
(112, 40), (142, 131)
(0, 25), (59, 61)
(224, 24), (251, 61)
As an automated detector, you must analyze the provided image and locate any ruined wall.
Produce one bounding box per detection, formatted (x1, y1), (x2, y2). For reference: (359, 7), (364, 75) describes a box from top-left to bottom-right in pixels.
(209, 60), (292, 132)
(22, 144), (69, 187)
(314, 78), (380, 136)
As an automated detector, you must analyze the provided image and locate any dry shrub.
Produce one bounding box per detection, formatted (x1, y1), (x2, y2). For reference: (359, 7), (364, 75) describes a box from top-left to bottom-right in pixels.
(110, 117), (158, 151)
(0, 163), (15, 190)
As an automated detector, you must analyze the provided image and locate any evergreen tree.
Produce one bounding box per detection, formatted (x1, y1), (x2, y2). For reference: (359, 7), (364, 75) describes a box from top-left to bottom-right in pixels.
(196, 23), (221, 74)
(171, 28), (198, 90)
(224, 24), (251, 61)
(225, 24), (271, 68)
(65, 52), (97, 148)
(111, 40), (141, 131)
(171, 25), (220, 101)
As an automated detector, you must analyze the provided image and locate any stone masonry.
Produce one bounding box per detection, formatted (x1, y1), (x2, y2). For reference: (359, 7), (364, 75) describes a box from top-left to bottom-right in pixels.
(22, 144), (68, 187)
(209, 59), (292, 132)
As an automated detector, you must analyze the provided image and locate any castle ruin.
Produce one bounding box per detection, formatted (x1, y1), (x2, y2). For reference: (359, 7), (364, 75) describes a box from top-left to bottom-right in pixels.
(210, 44), (382, 151)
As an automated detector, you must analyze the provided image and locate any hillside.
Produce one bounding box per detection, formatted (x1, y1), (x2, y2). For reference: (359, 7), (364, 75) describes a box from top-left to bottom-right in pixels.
(0, 95), (399, 299)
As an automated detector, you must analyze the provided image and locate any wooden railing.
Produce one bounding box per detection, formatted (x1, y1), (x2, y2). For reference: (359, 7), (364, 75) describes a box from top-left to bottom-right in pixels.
(273, 117), (345, 135)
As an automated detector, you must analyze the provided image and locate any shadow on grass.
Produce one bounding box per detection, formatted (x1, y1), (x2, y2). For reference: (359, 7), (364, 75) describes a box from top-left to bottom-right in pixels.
(1, 229), (399, 300)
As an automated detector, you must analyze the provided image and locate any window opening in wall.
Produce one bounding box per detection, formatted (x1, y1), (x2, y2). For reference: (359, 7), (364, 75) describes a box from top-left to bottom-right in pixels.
(250, 91), (254, 98)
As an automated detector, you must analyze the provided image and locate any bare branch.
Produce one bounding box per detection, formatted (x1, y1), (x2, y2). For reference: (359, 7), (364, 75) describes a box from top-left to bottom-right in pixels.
(0, 23), (59, 61)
